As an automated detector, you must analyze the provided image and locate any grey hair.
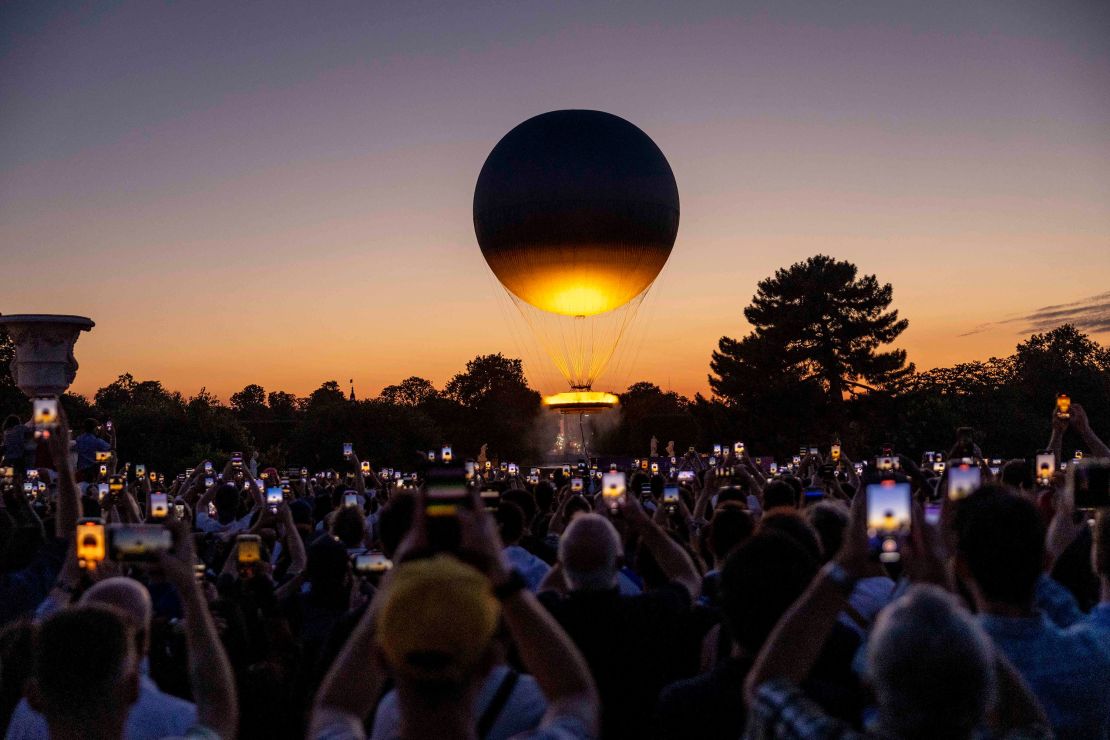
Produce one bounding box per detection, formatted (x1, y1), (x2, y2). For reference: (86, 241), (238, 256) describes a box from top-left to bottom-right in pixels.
(866, 584), (996, 740)
(558, 514), (622, 592)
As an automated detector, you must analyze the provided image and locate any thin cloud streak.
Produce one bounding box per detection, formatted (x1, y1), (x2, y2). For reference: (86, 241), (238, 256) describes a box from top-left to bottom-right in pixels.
(959, 291), (1110, 337)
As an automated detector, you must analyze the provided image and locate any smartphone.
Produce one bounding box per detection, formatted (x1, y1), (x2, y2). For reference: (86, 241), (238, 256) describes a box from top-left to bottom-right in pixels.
(96, 482), (109, 501)
(508, 463), (519, 476)
(876, 456), (895, 473)
(464, 460), (476, 480)
(32, 397), (58, 439)
(266, 486), (283, 512)
(792, 455), (801, 466)
(109, 475), (124, 493)
(205, 461), (214, 475)
(602, 472), (627, 513)
(989, 458), (1002, 476)
(663, 485), (680, 511)
(132, 464), (145, 479)
(866, 480), (911, 563)
(354, 551), (393, 574)
(1075, 450), (1085, 461)
(933, 461), (946, 473)
(808, 447), (819, 456)
(769, 462), (778, 474)
(95, 450), (112, 463)
(98, 464), (108, 477)
(425, 467), (469, 551)
(1068, 458), (1110, 509)
(924, 502), (942, 526)
(149, 471), (158, 482)
(237, 534), (261, 564)
(107, 524), (173, 562)
(149, 493), (169, 520)
(571, 477), (584, 493)
(734, 442), (744, 455)
(76, 519), (106, 569)
(881, 443), (894, 457)
(831, 444), (841, 462)
(231, 452), (243, 468)
(1056, 393), (1071, 420)
(650, 462), (659, 474)
(1035, 451), (1055, 485)
(947, 462), (982, 500)
(803, 486), (825, 505)
(713, 444), (722, 456)
(677, 470), (695, 482)
(342, 491), (361, 508)
(174, 503), (186, 519)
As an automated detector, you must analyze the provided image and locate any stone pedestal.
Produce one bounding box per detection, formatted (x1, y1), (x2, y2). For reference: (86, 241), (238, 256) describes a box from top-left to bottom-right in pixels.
(0, 314), (95, 397)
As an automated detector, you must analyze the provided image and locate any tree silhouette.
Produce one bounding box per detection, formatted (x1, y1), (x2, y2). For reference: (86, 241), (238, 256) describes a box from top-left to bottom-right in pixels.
(712, 255), (912, 410)
(379, 376), (439, 407)
(230, 384), (268, 417)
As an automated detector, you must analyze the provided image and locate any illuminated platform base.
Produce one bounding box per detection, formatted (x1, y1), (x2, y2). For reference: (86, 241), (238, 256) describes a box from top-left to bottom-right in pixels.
(543, 391), (619, 414)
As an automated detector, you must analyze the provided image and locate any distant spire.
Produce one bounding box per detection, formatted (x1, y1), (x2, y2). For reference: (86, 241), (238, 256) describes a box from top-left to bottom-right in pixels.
(349, 378), (356, 402)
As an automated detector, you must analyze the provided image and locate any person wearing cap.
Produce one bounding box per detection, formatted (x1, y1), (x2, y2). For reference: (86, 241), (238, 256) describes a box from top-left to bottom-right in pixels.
(310, 491), (599, 740)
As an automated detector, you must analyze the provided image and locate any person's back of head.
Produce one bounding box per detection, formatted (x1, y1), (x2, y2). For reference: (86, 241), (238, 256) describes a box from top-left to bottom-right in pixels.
(708, 502), (754, 564)
(758, 510), (823, 563)
(2, 414), (19, 431)
(82, 418), (99, 435)
(804, 501), (849, 563)
(719, 531), (818, 655)
(867, 584), (995, 740)
(378, 493), (416, 557)
(954, 485), (1044, 609)
(501, 489), (537, 529)
(330, 505), (366, 548)
(378, 555), (500, 702)
(533, 480), (555, 514)
(1001, 459), (1034, 493)
(762, 480), (796, 511)
(559, 513), (622, 592)
(79, 577), (153, 656)
(30, 606), (139, 731)
(716, 485), (747, 507)
(494, 501), (526, 546)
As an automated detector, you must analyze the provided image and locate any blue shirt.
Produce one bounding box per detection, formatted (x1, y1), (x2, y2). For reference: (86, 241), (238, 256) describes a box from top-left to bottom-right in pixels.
(979, 611), (1110, 740)
(74, 432), (111, 471)
(504, 545), (551, 592)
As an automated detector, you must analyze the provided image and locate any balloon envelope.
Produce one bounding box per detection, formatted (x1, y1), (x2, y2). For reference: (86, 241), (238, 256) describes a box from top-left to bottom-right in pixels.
(474, 110), (679, 317)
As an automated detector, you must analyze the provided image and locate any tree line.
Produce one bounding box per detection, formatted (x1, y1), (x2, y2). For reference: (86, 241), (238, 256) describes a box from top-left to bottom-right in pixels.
(3, 255), (1108, 469)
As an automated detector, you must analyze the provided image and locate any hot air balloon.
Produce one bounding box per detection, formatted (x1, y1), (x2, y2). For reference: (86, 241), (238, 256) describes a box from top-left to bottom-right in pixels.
(474, 110), (679, 413)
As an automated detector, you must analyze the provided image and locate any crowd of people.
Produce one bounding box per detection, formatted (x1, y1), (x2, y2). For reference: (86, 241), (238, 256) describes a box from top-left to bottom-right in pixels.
(1, 399), (1109, 740)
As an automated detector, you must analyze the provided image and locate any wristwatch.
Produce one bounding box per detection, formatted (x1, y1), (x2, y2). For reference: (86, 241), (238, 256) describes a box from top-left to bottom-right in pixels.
(822, 561), (859, 595)
(491, 570), (527, 601)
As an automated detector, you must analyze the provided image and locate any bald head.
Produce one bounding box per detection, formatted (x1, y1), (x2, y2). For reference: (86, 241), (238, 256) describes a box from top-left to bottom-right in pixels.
(80, 578), (153, 640)
(559, 514), (622, 592)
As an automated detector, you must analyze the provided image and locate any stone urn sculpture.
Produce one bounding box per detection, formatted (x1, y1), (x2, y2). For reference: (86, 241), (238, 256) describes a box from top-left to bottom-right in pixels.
(0, 314), (95, 397)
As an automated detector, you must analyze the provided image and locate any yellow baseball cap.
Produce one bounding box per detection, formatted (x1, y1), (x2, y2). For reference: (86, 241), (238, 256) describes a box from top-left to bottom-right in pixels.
(377, 555), (500, 684)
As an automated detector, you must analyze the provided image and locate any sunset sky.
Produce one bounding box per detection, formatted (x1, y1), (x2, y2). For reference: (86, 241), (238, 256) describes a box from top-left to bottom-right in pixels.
(3, 1), (1109, 401)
